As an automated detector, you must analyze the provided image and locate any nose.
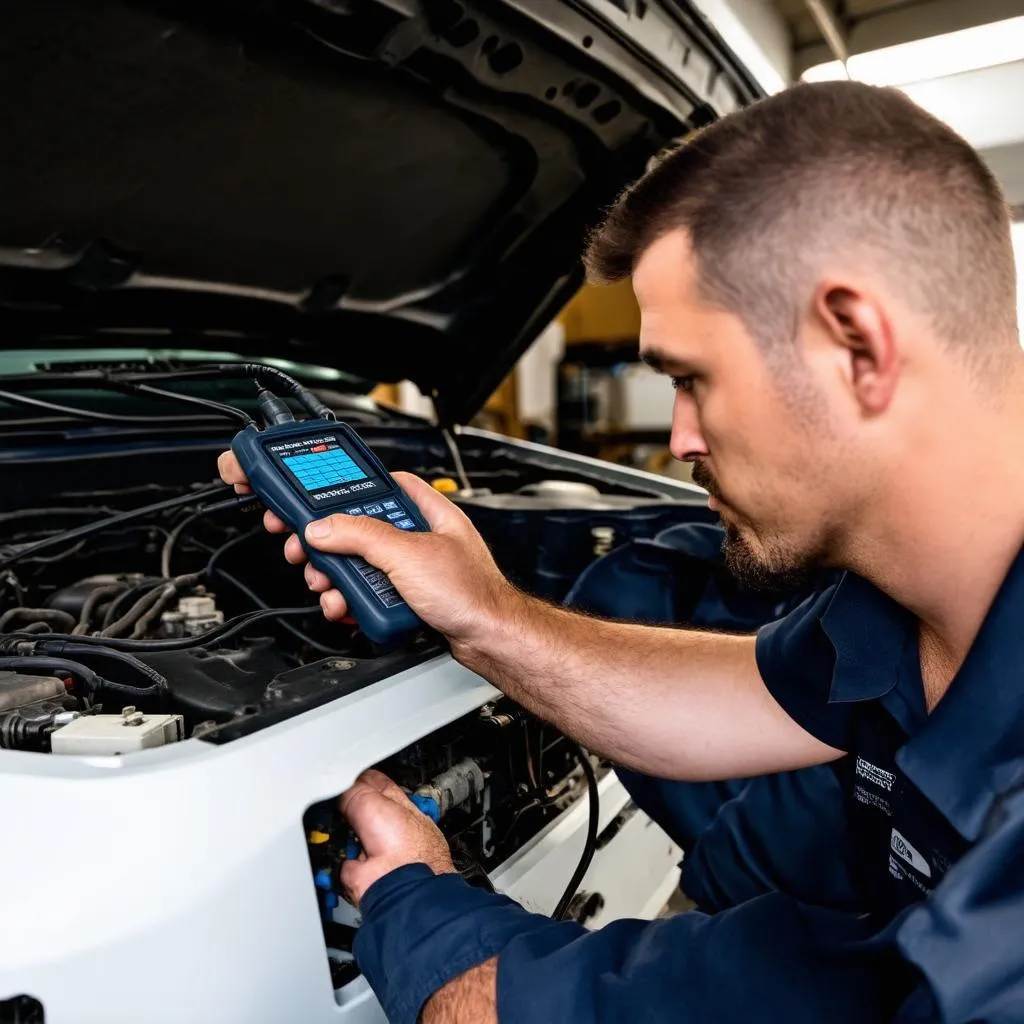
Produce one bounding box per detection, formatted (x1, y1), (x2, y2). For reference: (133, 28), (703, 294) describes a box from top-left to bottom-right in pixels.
(669, 390), (708, 462)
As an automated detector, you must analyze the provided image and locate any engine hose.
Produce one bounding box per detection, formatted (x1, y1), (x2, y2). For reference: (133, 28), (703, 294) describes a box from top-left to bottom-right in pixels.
(0, 656), (101, 694)
(32, 642), (167, 694)
(74, 584), (129, 636)
(128, 574), (203, 640)
(0, 654), (161, 702)
(100, 586), (167, 638)
(0, 607), (77, 634)
(0, 709), (54, 752)
(102, 579), (163, 630)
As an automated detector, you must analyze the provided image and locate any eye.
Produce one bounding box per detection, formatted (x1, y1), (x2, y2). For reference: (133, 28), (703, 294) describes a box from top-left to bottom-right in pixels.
(670, 375), (696, 394)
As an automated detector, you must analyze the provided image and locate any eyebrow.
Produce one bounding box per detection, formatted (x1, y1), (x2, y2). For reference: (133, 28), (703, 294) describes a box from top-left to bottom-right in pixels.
(640, 348), (669, 373)
(640, 347), (693, 375)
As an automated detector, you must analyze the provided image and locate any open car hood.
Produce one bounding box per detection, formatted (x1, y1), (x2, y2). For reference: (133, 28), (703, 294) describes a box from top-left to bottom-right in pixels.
(0, 0), (760, 424)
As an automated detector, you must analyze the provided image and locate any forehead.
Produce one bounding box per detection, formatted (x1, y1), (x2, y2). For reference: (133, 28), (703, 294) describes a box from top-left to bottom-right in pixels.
(632, 229), (699, 310)
(633, 229), (725, 368)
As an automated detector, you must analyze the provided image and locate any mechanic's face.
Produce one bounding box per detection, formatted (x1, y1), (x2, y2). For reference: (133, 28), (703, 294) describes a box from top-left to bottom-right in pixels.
(634, 230), (844, 590)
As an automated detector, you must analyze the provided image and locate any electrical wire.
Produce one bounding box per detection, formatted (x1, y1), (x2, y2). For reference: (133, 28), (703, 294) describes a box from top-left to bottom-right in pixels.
(0, 484), (233, 570)
(204, 529), (349, 655)
(2, 606), (322, 654)
(161, 494), (258, 578)
(551, 742), (600, 922)
(0, 656), (101, 694)
(212, 568), (348, 656)
(116, 364), (335, 420)
(0, 389), (228, 427)
(0, 374), (254, 427)
(0, 506), (115, 525)
(29, 642), (166, 693)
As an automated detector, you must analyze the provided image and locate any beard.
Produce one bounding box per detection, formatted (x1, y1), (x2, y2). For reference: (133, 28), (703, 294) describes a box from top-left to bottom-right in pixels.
(691, 459), (821, 593)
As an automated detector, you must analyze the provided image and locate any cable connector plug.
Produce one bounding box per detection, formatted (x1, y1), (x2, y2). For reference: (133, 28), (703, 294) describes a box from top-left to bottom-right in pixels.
(256, 388), (295, 427)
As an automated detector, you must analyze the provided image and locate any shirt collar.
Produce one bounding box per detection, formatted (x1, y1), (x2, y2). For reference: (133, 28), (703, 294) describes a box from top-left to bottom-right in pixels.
(821, 572), (915, 705)
(897, 547), (1024, 842)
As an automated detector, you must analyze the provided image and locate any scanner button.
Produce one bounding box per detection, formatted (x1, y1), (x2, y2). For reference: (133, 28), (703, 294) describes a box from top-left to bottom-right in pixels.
(381, 499), (399, 511)
(395, 518), (416, 530)
(386, 510), (405, 520)
(344, 507), (364, 516)
(363, 503), (384, 515)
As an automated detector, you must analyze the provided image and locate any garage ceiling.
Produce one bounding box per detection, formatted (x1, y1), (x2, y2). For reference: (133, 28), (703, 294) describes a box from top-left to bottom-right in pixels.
(774, 0), (1024, 75)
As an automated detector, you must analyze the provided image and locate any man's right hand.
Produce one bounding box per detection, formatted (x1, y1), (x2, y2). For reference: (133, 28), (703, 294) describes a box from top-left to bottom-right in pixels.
(216, 452), (517, 648)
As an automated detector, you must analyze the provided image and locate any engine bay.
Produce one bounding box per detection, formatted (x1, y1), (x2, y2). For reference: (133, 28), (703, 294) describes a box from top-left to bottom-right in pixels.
(0, 371), (707, 1003)
(0, 403), (708, 753)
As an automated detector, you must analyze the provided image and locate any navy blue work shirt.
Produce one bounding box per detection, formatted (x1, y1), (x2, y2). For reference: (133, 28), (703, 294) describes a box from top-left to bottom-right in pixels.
(353, 550), (1024, 1023)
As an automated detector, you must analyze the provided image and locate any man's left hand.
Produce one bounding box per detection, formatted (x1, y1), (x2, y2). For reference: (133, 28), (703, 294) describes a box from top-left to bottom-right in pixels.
(339, 769), (457, 906)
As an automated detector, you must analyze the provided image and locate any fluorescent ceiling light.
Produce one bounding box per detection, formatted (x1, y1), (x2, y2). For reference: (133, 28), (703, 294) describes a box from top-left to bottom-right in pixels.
(802, 15), (1024, 88)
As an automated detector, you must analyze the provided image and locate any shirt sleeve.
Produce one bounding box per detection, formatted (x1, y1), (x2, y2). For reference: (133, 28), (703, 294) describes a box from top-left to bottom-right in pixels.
(755, 584), (855, 751)
(353, 864), (900, 1024)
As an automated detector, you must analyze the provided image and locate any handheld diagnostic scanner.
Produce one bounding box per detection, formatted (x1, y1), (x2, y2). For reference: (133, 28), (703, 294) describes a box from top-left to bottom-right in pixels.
(231, 399), (428, 645)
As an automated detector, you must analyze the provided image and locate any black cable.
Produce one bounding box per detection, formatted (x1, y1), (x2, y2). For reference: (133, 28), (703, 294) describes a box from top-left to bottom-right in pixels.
(30, 642), (166, 693)
(0, 506), (115, 525)
(3, 606), (321, 653)
(551, 742), (600, 922)
(213, 568), (347, 656)
(0, 656), (159, 714)
(161, 494), (258, 578)
(0, 389), (228, 427)
(203, 528), (348, 654)
(0, 374), (254, 427)
(122, 381), (253, 427)
(117, 364), (335, 420)
(0, 484), (233, 570)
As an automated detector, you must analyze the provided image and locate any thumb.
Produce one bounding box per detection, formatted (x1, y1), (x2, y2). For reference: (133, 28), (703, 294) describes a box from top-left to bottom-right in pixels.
(304, 512), (415, 575)
(392, 472), (470, 533)
(339, 779), (415, 856)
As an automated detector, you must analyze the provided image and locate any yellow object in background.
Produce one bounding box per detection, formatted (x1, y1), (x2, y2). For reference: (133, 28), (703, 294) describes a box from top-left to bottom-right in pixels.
(307, 830), (330, 845)
(431, 478), (459, 494)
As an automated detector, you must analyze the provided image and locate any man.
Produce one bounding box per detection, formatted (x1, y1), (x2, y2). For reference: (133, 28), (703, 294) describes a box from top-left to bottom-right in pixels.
(219, 81), (1024, 1022)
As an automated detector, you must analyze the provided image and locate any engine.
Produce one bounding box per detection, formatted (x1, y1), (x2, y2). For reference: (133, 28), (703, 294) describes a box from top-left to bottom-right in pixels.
(0, 415), (706, 989)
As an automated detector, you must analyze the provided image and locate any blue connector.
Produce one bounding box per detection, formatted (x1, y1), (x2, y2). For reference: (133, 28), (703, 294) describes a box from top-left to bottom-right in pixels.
(344, 791), (441, 860)
(409, 792), (441, 822)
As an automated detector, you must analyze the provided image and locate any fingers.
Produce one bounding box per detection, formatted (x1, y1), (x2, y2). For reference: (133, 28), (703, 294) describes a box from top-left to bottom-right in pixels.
(303, 513), (411, 576)
(338, 775), (413, 851)
(263, 509), (289, 534)
(283, 534), (307, 565)
(304, 563), (331, 592)
(300, 559), (349, 619)
(392, 472), (469, 533)
(319, 589), (348, 620)
(217, 451), (249, 493)
(358, 768), (412, 805)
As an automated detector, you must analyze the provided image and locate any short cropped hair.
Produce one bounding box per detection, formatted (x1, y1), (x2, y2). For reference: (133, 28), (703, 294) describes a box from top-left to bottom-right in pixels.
(585, 81), (1019, 365)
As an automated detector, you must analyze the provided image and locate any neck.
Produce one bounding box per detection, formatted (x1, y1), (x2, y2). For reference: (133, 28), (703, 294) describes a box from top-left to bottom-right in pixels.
(844, 365), (1024, 697)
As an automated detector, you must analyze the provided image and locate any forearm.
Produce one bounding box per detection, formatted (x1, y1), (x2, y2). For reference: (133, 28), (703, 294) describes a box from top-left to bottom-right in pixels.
(453, 592), (839, 780)
(421, 958), (498, 1024)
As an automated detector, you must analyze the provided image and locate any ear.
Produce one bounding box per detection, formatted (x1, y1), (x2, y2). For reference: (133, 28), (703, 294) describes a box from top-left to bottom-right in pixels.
(812, 283), (899, 416)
